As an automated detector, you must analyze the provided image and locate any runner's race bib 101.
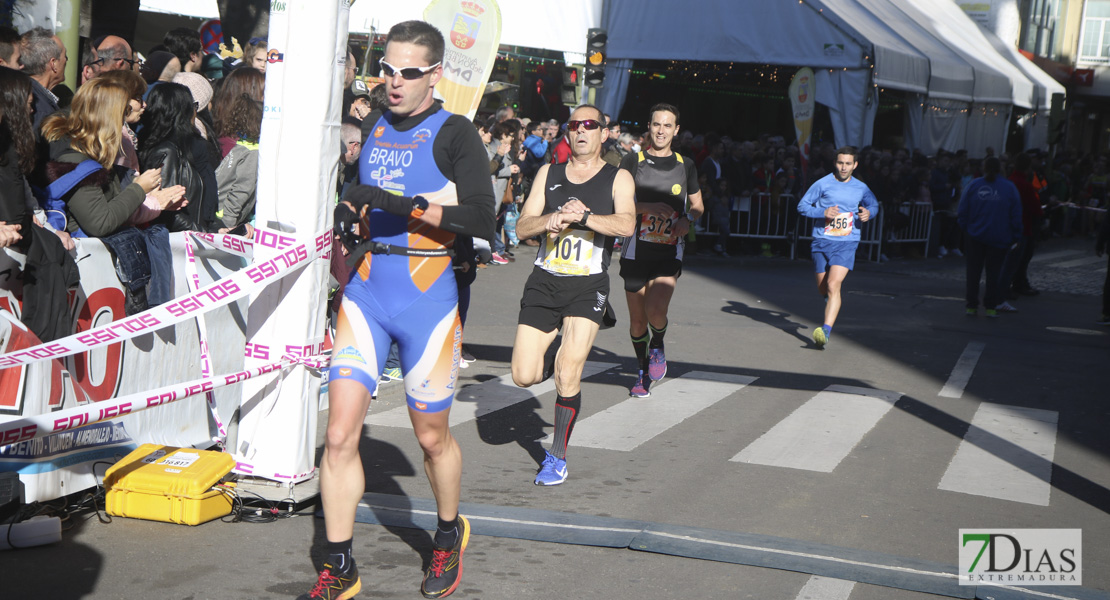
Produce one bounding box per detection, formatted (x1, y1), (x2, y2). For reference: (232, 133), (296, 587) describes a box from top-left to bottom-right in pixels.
(542, 229), (595, 275)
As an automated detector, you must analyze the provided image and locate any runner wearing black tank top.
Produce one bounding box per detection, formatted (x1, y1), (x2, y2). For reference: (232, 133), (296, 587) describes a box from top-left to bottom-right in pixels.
(510, 104), (636, 486)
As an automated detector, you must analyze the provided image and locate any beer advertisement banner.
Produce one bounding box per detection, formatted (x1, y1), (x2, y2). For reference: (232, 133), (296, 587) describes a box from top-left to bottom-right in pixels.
(789, 67), (816, 173)
(423, 0), (502, 120)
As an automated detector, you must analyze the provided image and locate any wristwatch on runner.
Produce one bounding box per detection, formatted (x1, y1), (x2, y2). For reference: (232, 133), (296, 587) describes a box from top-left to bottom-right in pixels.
(411, 195), (429, 218)
(578, 210), (591, 226)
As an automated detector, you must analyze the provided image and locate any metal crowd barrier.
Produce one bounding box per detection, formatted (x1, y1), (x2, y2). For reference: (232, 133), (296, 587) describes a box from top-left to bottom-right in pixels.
(887, 201), (934, 257)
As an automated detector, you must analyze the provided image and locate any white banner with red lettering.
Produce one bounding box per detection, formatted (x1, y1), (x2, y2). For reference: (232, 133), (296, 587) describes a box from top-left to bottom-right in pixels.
(0, 235), (248, 503)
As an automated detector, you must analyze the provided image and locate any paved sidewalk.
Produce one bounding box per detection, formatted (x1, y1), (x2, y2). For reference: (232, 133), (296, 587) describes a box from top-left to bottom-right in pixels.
(862, 235), (1107, 297)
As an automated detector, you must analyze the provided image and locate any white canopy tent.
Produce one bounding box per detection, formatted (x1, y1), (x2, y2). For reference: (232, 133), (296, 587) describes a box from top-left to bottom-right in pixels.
(981, 26), (1067, 151)
(599, 0), (1055, 156)
(601, 0), (926, 150)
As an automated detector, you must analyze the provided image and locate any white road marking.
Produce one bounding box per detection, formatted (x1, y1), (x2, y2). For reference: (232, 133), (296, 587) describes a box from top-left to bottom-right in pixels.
(1030, 249), (1083, 263)
(1046, 327), (1106, 336)
(731, 385), (903, 472)
(1053, 255), (1105, 269)
(938, 342), (985, 398)
(558, 371), (756, 451)
(794, 575), (856, 600)
(937, 403), (1059, 506)
(365, 361), (619, 428)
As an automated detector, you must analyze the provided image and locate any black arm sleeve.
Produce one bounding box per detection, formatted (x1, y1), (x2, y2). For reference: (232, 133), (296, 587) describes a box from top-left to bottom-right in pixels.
(433, 115), (497, 241)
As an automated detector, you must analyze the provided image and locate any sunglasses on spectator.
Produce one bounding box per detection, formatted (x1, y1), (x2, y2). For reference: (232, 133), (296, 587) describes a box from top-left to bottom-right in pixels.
(379, 60), (441, 80)
(567, 119), (603, 131)
(87, 57), (106, 68)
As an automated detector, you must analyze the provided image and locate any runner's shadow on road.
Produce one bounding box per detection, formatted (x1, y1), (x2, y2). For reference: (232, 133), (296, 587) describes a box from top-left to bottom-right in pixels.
(721, 300), (814, 348)
(310, 432), (437, 572)
(475, 397), (550, 465)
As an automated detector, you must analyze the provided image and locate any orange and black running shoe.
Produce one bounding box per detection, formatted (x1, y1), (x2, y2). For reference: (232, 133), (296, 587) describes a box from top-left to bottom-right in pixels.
(420, 515), (470, 598)
(298, 562), (361, 600)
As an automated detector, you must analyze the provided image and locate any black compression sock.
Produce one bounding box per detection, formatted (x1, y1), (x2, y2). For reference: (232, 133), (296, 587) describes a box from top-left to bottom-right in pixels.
(326, 538), (355, 574)
(648, 321), (668, 349)
(551, 392), (582, 459)
(434, 515), (459, 548)
(631, 330), (650, 372)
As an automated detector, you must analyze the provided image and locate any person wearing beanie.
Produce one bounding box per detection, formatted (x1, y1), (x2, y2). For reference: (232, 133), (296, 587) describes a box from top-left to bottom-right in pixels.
(172, 71), (214, 137)
(140, 51), (180, 85)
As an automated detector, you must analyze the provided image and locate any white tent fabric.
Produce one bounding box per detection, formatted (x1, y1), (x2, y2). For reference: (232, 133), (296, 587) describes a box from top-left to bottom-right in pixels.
(905, 0), (1033, 109)
(815, 68), (879, 148)
(140, 0), (218, 19)
(979, 24), (1065, 151)
(595, 59), (634, 124)
(852, 0), (972, 101)
(602, 0), (937, 148)
(346, 0), (603, 54)
(896, 0), (1016, 106)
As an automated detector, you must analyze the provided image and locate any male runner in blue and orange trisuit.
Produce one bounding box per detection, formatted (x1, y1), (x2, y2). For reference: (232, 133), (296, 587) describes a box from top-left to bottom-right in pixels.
(796, 146), (877, 348)
(301, 21), (495, 600)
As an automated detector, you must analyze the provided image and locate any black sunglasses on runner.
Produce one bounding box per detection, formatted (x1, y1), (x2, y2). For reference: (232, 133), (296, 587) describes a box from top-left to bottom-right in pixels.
(379, 60), (441, 80)
(567, 119), (602, 131)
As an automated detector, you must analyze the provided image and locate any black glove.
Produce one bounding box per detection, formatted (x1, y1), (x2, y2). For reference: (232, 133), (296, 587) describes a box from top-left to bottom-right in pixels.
(334, 202), (362, 251)
(343, 184), (412, 217)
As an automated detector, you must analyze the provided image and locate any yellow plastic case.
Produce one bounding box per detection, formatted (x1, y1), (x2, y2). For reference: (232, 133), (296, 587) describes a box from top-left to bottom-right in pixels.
(104, 444), (236, 526)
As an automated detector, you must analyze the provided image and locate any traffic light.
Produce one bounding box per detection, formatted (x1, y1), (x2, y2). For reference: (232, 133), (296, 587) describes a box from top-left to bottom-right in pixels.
(561, 65), (581, 105)
(1048, 92), (1065, 146)
(585, 28), (607, 88)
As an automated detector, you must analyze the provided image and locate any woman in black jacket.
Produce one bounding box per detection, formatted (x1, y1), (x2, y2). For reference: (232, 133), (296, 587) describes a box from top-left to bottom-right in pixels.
(0, 67), (34, 251)
(138, 82), (219, 232)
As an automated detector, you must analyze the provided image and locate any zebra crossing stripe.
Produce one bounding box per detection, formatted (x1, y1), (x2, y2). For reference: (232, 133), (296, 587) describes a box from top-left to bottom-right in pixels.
(1054, 255), (1107, 269)
(793, 576), (856, 600)
(939, 342), (985, 399)
(364, 361), (619, 428)
(559, 371), (757, 452)
(1030, 249), (1082, 263)
(937, 402), (1058, 506)
(731, 385), (903, 472)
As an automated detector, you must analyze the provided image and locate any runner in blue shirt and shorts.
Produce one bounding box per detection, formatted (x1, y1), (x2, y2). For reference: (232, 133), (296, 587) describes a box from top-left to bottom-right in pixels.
(796, 146), (878, 348)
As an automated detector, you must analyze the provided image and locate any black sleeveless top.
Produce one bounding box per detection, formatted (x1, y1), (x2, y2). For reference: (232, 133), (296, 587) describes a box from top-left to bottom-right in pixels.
(533, 162), (619, 276)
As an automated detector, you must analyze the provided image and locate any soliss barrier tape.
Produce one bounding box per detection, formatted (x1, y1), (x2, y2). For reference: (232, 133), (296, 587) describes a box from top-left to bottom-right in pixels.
(0, 228), (333, 369)
(0, 352), (330, 447)
(183, 232), (250, 444)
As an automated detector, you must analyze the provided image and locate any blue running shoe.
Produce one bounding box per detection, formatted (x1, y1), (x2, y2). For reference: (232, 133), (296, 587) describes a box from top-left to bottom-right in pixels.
(647, 348), (667, 381)
(534, 451), (567, 486)
(381, 367), (402, 382)
(629, 371), (651, 398)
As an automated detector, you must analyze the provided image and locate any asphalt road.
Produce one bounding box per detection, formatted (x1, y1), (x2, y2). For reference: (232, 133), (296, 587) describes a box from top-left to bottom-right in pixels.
(5, 236), (1108, 600)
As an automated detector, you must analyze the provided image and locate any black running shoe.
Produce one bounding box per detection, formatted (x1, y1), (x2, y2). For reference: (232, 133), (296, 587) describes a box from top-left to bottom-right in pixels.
(421, 515), (470, 598)
(298, 562), (360, 600)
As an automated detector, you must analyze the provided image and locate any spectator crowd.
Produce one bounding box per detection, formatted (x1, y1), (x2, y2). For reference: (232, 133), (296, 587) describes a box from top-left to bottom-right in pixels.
(1, 22), (1107, 347)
